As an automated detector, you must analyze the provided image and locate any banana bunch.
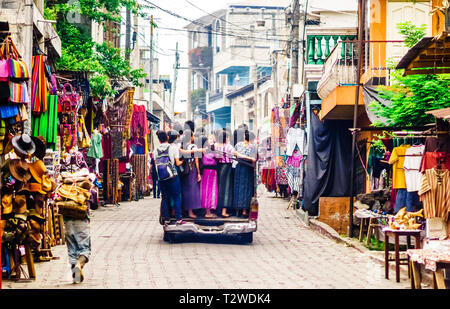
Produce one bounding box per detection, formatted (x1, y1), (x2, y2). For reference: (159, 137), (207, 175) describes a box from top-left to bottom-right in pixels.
(388, 207), (423, 230)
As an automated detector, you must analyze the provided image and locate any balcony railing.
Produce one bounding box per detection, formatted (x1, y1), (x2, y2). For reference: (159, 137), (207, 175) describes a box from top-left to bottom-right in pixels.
(307, 34), (357, 65)
(317, 41), (358, 100)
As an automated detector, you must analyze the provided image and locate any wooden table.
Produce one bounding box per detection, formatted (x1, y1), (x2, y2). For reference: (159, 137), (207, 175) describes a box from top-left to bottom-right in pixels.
(384, 229), (422, 283)
(408, 248), (450, 289)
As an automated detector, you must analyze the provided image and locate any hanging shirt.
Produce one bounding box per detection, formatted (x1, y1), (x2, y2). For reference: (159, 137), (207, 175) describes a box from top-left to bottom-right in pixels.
(419, 168), (450, 221)
(403, 144), (425, 192)
(388, 145), (411, 189)
(86, 131), (103, 159)
(286, 127), (305, 156)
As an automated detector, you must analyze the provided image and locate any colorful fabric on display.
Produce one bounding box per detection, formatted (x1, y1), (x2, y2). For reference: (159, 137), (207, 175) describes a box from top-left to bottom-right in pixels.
(130, 104), (150, 137)
(419, 168), (450, 221)
(388, 145), (411, 189)
(31, 55), (48, 114)
(8, 80), (29, 104)
(86, 131), (103, 159)
(32, 95), (58, 150)
(0, 104), (19, 119)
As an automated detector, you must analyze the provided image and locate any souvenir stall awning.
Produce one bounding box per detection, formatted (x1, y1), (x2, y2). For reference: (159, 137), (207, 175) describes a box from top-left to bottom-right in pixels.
(147, 111), (160, 124)
(426, 107), (450, 120)
(396, 31), (450, 76)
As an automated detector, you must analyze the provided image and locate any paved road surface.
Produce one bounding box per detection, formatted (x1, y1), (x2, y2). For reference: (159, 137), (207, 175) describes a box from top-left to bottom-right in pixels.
(2, 189), (410, 289)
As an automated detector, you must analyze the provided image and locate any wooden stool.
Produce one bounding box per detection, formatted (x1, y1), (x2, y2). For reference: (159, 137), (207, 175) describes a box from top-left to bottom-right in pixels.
(365, 217), (382, 248)
(384, 229), (421, 283)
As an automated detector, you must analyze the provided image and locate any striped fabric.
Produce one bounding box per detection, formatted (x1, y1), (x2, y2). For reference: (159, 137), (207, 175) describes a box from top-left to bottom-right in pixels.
(418, 168), (450, 221)
(8, 80), (29, 103)
(286, 164), (302, 194)
(31, 55), (48, 113)
(9, 58), (29, 79)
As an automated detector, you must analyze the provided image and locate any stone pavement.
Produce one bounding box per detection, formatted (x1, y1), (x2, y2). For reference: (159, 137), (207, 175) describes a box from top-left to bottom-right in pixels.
(2, 188), (412, 289)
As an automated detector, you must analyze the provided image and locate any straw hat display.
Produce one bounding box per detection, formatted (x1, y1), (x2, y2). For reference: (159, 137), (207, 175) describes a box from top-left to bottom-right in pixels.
(9, 159), (31, 182)
(31, 136), (47, 160)
(13, 194), (28, 215)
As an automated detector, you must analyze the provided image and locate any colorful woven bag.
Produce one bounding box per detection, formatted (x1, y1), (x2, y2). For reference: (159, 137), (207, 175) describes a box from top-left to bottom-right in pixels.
(0, 43), (9, 81)
(8, 80), (29, 104)
(1, 36), (29, 80)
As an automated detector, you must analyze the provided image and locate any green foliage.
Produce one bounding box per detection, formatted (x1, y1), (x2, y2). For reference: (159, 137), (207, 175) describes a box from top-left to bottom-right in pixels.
(370, 74), (450, 127)
(190, 88), (206, 111)
(396, 21), (427, 48)
(369, 22), (450, 127)
(46, 0), (149, 98)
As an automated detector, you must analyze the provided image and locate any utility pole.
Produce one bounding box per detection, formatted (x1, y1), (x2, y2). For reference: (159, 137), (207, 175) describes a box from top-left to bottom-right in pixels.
(290, 0), (300, 108)
(172, 42), (179, 119)
(251, 25), (258, 135)
(24, 0), (33, 135)
(125, 7), (131, 62)
(148, 15), (154, 113)
(348, 0), (366, 238)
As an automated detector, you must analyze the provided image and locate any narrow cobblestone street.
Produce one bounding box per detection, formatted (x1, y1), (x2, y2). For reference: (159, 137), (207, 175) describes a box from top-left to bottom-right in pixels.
(2, 189), (411, 289)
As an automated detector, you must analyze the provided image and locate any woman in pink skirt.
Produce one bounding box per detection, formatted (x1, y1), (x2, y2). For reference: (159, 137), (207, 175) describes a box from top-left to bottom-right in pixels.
(200, 135), (219, 218)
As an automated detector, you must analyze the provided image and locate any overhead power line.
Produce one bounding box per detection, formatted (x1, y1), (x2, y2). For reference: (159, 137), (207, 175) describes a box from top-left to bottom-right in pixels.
(183, 0), (251, 33)
(140, 0), (291, 43)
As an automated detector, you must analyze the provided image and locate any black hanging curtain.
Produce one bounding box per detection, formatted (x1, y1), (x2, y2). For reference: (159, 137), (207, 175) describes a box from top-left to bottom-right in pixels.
(303, 111), (364, 216)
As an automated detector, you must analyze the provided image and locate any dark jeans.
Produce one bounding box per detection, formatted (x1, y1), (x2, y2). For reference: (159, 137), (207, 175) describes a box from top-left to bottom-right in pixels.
(394, 189), (422, 213)
(160, 175), (182, 221)
(152, 176), (160, 198)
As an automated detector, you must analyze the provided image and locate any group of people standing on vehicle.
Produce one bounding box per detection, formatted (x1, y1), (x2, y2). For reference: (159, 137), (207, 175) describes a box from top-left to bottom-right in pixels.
(151, 121), (258, 225)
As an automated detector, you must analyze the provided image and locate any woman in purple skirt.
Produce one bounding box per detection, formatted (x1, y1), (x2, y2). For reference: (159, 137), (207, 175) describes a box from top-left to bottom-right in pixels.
(180, 130), (202, 218)
(200, 135), (219, 218)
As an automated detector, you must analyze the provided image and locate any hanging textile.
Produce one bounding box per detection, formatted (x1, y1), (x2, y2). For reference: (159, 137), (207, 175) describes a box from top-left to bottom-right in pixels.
(419, 168), (450, 221)
(31, 55), (48, 114)
(286, 127), (305, 156)
(130, 104), (150, 138)
(303, 111), (354, 216)
(32, 94), (58, 150)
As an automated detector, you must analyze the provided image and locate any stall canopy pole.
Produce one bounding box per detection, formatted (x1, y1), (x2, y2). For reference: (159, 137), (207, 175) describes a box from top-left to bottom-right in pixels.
(348, 0), (366, 238)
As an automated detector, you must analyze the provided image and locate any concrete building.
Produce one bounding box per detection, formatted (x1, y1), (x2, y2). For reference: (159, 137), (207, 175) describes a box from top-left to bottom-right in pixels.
(203, 0), (291, 132)
(185, 9), (226, 131)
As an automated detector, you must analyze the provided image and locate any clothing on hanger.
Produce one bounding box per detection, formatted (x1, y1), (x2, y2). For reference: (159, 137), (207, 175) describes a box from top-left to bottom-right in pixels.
(403, 144), (425, 192)
(388, 144), (411, 189)
(286, 127), (305, 156)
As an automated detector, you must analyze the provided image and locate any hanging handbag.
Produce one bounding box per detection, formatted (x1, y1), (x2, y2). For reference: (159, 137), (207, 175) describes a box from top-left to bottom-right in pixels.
(0, 44), (9, 82)
(8, 80), (29, 103)
(3, 37), (29, 80)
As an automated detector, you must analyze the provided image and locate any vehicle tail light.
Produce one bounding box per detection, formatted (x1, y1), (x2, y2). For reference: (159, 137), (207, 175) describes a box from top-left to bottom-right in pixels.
(249, 197), (258, 221)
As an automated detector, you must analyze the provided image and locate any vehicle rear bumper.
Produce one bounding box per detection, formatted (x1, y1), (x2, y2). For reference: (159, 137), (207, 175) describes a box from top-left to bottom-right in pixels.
(163, 220), (257, 234)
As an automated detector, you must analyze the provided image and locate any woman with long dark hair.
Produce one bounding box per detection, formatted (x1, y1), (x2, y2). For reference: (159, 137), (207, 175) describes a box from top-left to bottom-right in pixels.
(179, 129), (202, 218)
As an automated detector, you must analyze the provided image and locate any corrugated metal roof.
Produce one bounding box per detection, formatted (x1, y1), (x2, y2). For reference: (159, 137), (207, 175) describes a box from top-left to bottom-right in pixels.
(426, 108), (450, 120)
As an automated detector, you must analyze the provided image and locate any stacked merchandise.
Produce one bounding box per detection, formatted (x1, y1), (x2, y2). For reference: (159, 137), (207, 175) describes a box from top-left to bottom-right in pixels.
(55, 168), (95, 219)
(55, 150), (99, 218)
(0, 36), (30, 139)
(1, 133), (57, 280)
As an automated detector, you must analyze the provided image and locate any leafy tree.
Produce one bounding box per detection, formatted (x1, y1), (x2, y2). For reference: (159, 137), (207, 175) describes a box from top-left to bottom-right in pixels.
(369, 22), (450, 127)
(45, 0), (150, 98)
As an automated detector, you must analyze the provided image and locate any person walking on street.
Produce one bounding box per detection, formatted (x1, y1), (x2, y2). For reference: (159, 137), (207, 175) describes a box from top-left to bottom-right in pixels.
(150, 153), (160, 198)
(154, 130), (184, 225)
